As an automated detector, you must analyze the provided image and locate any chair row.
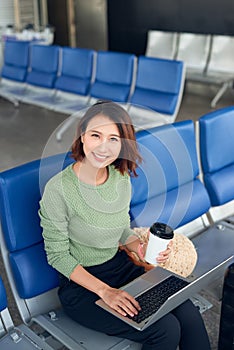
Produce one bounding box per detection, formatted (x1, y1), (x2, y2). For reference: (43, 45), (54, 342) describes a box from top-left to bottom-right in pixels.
(0, 106), (234, 349)
(0, 40), (185, 140)
(146, 30), (234, 107)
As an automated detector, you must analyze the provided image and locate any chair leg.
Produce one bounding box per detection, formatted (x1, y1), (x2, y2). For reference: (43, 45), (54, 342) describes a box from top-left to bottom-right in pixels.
(211, 82), (230, 108)
(0, 93), (19, 107)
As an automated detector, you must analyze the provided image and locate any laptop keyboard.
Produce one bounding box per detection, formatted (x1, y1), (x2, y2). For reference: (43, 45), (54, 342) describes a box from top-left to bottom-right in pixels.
(128, 275), (189, 324)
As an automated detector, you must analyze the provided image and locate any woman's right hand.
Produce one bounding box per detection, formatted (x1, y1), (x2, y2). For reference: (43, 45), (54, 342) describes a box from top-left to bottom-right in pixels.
(99, 286), (141, 317)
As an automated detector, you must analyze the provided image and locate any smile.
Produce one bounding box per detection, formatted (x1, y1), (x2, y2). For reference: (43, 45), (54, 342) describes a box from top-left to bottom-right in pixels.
(92, 152), (109, 161)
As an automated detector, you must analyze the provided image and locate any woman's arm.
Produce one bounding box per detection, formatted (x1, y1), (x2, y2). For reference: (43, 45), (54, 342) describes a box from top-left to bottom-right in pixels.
(70, 264), (141, 317)
(124, 233), (172, 264)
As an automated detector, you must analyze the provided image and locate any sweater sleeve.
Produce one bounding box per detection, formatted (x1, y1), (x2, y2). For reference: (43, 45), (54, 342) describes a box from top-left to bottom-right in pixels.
(39, 179), (80, 278)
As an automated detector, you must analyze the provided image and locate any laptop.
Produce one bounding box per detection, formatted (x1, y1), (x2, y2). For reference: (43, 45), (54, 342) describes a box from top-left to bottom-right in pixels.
(96, 255), (233, 331)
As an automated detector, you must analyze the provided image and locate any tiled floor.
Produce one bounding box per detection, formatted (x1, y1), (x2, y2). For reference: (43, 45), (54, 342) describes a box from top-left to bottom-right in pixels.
(0, 82), (233, 349)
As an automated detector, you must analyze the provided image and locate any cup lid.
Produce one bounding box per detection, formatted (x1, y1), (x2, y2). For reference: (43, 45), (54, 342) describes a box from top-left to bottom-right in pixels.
(150, 222), (174, 239)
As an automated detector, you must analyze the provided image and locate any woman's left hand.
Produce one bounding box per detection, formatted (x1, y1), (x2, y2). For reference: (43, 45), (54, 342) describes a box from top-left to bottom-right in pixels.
(156, 240), (173, 264)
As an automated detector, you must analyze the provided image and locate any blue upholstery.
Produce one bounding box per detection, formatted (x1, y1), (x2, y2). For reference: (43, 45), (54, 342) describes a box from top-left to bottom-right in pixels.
(199, 106), (234, 206)
(1, 40), (30, 82)
(0, 277), (7, 313)
(89, 51), (136, 102)
(130, 120), (211, 228)
(130, 56), (184, 115)
(55, 47), (95, 95)
(0, 153), (74, 299)
(26, 45), (60, 88)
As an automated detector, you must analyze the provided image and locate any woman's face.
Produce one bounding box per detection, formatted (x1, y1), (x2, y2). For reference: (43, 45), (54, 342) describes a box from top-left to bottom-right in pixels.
(81, 114), (122, 169)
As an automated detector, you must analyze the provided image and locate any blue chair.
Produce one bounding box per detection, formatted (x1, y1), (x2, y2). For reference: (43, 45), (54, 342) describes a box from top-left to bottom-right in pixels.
(0, 275), (54, 349)
(131, 120), (210, 230)
(55, 50), (136, 141)
(89, 50), (136, 103)
(19, 44), (60, 106)
(32, 47), (95, 113)
(0, 153), (141, 350)
(0, 40), (30, 106)
(128, 56), (185, 128)
(199, 106), (234, 223)
(130, 120), (234, 290)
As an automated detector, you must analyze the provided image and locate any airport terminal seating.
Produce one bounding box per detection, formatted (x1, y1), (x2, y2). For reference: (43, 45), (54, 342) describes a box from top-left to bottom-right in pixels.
(188, 35), (234, 108)
(146, 31), (234, 108)
(0, 275), (54, 349)
(130, 120), (234, 298)
(17, 44), (60, 106)
(198, 106), (234, 223)
(128, 56), (185, 126)
(0, 119), (234, 349)
(0, 40), (186, 142)
(176, 33), (211, 79)
(21, 46), (95, 112)
(0, 40), (30, 106)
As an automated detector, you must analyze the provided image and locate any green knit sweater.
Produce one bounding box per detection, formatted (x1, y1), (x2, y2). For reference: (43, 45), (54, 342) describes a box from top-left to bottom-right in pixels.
(39, 164), (135, 278)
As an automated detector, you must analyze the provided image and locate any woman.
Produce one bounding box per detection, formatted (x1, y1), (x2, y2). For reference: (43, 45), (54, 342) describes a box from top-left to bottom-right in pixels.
(39, 101), (211, 350)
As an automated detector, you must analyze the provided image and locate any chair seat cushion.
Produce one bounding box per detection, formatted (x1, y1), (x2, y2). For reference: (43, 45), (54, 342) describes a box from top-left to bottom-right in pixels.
(130, 87), (177, 115)
(2, 65), (27, 82)
(27, 71), (56, 88)
(55, 76), (90, 95)
(10, 242), (59, 299)
(90, 81), (131, 102)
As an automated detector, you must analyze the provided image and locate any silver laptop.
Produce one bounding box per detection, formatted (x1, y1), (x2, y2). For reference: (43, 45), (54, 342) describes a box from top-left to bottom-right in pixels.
(96, 256), (233, 331)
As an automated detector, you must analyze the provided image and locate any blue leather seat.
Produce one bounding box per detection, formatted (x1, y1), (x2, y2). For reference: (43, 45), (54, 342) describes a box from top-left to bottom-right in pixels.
(128, 56), (185, 125)
(1, 40), (29, 83)
(52, 47), (95, 113)
(89, 50), (136, 103)
(17, 44), (60, 106)
(0, 40), (30, 106)
(26, 44), (60, 89)
(199, 106), (234, 222)
(130, 120), (211, 229)
(55, 47), (95, 96)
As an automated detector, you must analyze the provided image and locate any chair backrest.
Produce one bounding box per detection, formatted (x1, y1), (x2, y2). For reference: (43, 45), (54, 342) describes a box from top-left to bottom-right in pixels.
(207, 35), (234, 74)
(89, 50), (136, 102)
(130, 56), (185, 119)
(176, 33), (211, 73)
(26, 44), (60, 88)
(145, 30), (178, 59)
(199, 106), (234, 216)
(0, 153), (74, 323)
(1, 40), (30, 82)
(55, 47), (95, 96)
(130, 120), (211, 233)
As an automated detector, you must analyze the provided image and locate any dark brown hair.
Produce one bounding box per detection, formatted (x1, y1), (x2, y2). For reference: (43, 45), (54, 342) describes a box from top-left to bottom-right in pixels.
(71, 101), (142, 177)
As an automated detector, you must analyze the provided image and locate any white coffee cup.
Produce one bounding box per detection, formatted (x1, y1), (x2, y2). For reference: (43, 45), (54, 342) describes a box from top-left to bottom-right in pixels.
(144, 222), (174, 265)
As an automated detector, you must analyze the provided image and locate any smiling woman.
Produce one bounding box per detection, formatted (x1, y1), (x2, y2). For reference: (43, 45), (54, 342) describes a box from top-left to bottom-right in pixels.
(39, 100), (211, 350)
(73, 114), (122, 185)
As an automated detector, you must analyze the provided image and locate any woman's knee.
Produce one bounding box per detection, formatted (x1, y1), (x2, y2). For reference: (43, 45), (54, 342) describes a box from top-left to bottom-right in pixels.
(141, 313), (181, 349)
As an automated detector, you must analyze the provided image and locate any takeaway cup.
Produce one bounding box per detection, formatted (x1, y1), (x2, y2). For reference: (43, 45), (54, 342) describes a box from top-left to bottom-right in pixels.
(144, 222), (174, 265)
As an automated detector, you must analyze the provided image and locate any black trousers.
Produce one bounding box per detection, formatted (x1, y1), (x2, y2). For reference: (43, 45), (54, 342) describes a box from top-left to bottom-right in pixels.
(58, 250), (211, 350)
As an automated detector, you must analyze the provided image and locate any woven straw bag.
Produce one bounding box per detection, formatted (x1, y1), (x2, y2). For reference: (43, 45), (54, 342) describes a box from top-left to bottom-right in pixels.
(122, 227), (197, 278)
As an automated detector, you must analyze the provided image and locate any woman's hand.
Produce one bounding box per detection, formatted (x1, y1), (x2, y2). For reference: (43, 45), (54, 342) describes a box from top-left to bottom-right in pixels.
(99, 286), (141, 317)
(156, 240), (173, 264)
